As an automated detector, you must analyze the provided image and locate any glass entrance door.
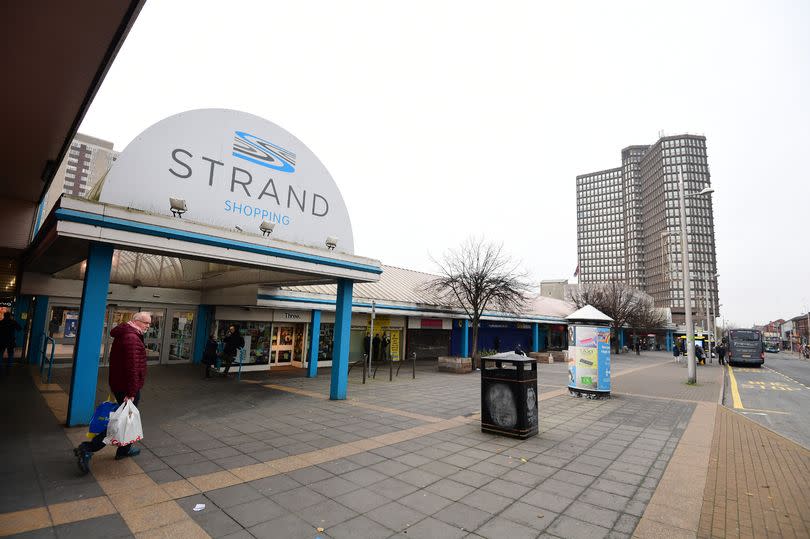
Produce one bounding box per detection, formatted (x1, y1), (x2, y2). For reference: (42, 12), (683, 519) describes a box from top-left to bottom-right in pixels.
(272, 325), (295, 365)
(167, 310), (195, 363)
(103, 308), (165, 365)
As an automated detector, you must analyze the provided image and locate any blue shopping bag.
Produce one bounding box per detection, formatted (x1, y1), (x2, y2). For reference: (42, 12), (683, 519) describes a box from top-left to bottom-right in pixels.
(87, 399), (119, 439)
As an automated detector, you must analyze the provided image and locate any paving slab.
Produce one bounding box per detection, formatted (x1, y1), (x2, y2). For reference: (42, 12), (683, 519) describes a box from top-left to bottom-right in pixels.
(2, 354), (722, 538)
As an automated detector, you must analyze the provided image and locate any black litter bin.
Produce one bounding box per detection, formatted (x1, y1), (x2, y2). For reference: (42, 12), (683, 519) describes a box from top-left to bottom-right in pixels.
(481, 351), (538, 439)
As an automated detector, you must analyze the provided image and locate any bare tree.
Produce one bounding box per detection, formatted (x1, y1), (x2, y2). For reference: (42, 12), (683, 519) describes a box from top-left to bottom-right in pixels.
(568, 281), (638, 353)
(425, 237), (531, 368)
(626, 293), (668, 350)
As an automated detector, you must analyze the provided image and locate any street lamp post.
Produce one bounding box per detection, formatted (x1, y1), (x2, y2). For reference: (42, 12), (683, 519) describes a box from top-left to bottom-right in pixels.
(677, 167), (714, 384)
(702, 270), (711, 362)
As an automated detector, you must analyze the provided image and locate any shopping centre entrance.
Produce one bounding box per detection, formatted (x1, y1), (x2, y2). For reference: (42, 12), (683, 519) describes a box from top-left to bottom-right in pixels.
(21, 109), (382, 426)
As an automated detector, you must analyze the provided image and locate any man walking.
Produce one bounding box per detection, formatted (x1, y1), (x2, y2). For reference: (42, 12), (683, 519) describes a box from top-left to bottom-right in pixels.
(74, 312), (150, 474)
(0, 312), (22, 369)
(221, 325), (244, 377)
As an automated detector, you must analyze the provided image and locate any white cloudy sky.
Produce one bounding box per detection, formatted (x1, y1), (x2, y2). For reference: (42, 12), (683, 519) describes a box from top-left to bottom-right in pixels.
(80, 0), (810, 327)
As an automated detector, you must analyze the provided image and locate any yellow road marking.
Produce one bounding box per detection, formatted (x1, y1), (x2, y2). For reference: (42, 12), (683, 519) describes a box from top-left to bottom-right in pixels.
(727, 364), (744, 409)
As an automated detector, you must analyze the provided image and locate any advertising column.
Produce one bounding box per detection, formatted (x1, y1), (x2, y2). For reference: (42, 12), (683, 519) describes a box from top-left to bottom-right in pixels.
(567, 325), (611, 397)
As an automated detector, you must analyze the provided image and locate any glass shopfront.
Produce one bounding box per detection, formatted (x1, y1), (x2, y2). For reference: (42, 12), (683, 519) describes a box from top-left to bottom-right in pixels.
(44, 301), (196, 366)
(215, 317), (308, 368)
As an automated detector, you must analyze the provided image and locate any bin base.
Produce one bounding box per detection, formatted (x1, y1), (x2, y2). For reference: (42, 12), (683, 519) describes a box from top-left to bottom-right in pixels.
(481, 424), (538, 439)
(568, 387), (611, 399)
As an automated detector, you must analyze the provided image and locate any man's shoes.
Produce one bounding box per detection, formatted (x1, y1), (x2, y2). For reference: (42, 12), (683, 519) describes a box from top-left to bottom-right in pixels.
(115, 446), (141, 460)
(74, 443), (92, 475)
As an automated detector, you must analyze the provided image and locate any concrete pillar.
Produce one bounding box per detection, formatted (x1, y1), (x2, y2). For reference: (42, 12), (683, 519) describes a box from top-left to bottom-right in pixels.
(330, 279), (353, 400)
(308, 309), (321, 378)
(532, 323), (540, 353)
(192, 305), (212, 364)
(461, 319), (470, 357)
(27, 295), (50, 364)
(67, 243), (113, 426)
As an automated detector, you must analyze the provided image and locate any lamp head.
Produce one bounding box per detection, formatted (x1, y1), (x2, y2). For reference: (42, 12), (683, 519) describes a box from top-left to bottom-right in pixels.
(169, 197), (187, 217)
(260, 221), (275, 236)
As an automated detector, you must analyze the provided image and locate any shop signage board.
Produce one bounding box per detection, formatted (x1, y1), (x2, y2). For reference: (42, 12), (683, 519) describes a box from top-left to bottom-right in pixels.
(567, 325), (611, 394)
(100, 109), (355, 254)
(273, 311), (305, 323)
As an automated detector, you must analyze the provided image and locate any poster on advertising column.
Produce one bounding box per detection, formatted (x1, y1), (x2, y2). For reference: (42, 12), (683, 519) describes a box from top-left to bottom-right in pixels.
(568, 325), (611, 394)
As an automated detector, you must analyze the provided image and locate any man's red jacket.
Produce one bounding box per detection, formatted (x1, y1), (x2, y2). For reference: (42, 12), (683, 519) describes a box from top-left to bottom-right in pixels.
(108, 323), (147, 397)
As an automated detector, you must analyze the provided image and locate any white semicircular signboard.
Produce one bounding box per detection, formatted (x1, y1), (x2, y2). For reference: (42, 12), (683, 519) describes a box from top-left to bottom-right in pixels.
(100, 109), (354, 254)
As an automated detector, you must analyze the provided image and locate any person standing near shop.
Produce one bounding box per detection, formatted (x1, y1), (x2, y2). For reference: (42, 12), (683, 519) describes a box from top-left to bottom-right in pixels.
(0, 312), (22, 369)
(202, 333), (219, 379)
(74, 312), (151, 474)
(222, 325), (244, 377)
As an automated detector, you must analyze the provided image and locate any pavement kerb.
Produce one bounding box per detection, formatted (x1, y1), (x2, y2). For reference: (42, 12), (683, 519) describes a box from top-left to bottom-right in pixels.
(633, 401), (718, 539)
(718, 361), (726, 406)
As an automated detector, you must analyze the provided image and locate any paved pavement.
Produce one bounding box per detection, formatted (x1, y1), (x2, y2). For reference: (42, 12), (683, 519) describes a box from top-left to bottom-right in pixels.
(698, 406), (810, 538)
(0, 351), (806, 538)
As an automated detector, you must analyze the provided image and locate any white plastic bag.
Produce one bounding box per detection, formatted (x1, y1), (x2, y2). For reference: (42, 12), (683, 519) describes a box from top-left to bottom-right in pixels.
(103, 400), (143, 446)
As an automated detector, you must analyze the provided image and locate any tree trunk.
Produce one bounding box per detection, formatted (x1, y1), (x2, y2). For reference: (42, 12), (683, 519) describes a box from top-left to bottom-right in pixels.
(470, 318), (480, 370)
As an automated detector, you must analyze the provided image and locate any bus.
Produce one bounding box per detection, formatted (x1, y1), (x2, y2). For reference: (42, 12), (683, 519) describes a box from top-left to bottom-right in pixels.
(727, 329), (765, 367)
(763, 337), (780, 353)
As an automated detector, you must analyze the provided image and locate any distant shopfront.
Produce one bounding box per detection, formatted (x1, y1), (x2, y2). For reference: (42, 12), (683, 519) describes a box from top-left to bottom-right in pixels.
(407, 317), (452, 360)
(449, 320), (568, 356)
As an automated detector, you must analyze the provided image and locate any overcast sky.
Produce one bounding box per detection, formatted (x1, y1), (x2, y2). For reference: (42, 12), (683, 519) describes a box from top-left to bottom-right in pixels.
(79, 0), (810, 327)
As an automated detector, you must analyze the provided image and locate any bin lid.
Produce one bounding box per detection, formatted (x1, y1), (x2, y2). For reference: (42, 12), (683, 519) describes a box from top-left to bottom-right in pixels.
(481, 351), (535, 362)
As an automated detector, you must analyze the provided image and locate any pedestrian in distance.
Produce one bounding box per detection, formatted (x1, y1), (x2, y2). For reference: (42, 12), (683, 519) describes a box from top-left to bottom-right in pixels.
(373, 333), (381, 361)
(202, 334), (218, 379)
(673, 344), (681, 363)
(717, 343), (726, 365)
(221, 325), (244, 377)
(635, 339), (641, 355)
(74, 311), (151, 474)
(0, 311), (22, 369)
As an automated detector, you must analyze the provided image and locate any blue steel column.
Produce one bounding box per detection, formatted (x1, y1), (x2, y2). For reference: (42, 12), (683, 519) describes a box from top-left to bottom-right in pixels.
(330, 280), (353, 400)
(67, 243), (113, 426)
(307, 310), (322, 378)
(192, 305), (212, 364)
(461, 319), (470, 357)
(666, 331), (673, 352)
(532, 323), (540, 353)
(619, 329), (625, 349)
(27, 295), (50, 364)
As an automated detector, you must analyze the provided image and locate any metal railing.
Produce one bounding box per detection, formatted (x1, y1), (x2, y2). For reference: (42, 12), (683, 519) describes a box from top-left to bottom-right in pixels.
(39, 334), (55, 384)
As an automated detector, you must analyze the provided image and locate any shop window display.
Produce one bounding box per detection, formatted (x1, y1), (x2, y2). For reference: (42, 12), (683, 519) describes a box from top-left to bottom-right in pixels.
(217, 320), (272, 364)
(318, 323), (334, 362)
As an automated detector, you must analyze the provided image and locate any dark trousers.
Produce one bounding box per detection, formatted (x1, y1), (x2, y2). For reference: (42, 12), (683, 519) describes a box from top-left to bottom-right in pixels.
(1, 344), (14, 366)
(222, 353), (235, 375)
(86, 391), (140, 457)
